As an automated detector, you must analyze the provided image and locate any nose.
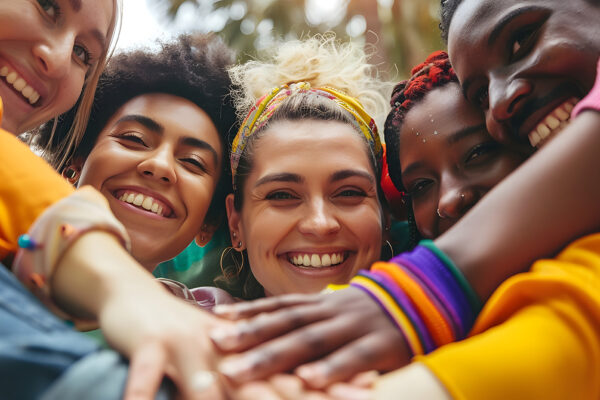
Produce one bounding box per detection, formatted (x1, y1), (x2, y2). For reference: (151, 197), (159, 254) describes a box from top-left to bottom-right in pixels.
(487, 74), (533, 140)
(137, 147), (177, 184)
(437, 179), (479, 221)
(298, 199), (341, 237)
(32, 33), (73, 78)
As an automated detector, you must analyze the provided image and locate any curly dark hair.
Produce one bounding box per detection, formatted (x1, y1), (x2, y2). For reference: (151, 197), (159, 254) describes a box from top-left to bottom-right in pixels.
(440, 0), (464, 42)
(36, 33), (238, 227)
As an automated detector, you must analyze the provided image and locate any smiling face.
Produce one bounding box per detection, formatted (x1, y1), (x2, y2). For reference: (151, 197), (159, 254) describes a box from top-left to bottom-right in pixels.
(399, 83), (528, 238)
(227, 120), (383, 296)
(448, 0), (600, 148)
(78, 93), (223, 270)
(0, 0), (113, 134)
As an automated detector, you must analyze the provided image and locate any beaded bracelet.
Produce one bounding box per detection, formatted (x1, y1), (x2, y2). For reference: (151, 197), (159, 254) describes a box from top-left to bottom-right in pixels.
(350, 240), (482, 355)
(12, 186), (130, 322)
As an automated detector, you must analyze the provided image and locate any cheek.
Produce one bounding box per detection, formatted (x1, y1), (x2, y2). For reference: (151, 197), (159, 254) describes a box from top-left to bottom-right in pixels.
(56, 74), (87, 115)
(412, 201), (435, 239)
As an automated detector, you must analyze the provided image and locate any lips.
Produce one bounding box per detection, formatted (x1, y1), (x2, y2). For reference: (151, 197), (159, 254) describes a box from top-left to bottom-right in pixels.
(527, 97), (578, 147)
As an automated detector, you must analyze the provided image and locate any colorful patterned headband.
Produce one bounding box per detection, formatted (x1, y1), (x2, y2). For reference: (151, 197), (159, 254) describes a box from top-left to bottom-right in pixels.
(230, 82), (383, 184)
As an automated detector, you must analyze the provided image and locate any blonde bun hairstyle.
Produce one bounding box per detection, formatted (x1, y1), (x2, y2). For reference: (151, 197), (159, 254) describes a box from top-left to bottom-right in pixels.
(228, 33), (390, 124)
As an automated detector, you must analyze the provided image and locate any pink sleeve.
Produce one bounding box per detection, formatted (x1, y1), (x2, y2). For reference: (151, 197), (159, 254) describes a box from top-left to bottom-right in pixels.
(572, 58), (600, 117)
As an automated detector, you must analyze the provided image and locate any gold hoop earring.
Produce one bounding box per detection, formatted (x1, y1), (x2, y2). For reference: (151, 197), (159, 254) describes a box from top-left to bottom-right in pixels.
(219, 246), (245, 277)
(382, 240), (394, 260)
(63, 166), (80, 185)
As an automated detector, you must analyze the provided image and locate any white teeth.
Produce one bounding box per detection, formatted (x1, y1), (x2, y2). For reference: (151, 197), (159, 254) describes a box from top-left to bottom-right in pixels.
(13, 78), (26, 91)
(527, 98), (579, 148)
(289, 252), (345, 268)
(546, 115), (560, 129)
(133, 193), (144, 206)
(141, 196), (153, 210)
(0, 66), (41, 105)
(118, 191), (167, 217)
(311, 254), (321, 267)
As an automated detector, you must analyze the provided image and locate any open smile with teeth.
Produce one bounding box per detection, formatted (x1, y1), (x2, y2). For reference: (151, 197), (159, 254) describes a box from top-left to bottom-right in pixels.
(0, 66), (40, 105)
(288, 252), (347, 268)
(116, 191), (173, 218)
(528, 97), (578, 148)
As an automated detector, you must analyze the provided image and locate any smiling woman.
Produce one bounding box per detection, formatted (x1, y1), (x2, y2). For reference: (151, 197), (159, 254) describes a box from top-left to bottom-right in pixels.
(212, 34), (391, 299)
(36, 33), (238, 271)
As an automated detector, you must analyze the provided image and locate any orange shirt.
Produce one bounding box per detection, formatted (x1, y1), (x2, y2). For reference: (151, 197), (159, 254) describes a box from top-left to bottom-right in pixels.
(0, 97), (73, 261)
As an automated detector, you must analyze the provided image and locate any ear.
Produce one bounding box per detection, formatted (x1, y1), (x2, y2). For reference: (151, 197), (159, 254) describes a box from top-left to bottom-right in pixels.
(194, 222), (218, 247)
(62, 157), (84, 186)
(225, 193), (244, 248)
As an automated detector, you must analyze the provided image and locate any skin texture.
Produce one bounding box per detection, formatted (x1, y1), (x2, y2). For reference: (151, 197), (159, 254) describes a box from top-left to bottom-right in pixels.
(226, 119), (384, 296)
(447, 0), (600, 145)
(399, 83), (527, 238)
(0, 0), (113, 134)
(76, 93), (222, 270)
(210, 0), (600, 385)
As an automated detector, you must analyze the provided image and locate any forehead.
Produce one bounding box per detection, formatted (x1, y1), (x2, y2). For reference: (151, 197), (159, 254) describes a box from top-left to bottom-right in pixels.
(253, 120), (374, 171)
(399, 84), (483, 145)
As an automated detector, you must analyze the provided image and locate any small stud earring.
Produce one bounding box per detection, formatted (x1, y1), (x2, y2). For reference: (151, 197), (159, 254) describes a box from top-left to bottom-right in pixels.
(237, 241), (243, 249)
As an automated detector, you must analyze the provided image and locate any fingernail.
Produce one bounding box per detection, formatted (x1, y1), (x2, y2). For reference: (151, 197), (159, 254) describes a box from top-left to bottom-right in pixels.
(213, 304), (236, 317)
(218, 356), (254, 381)
(296, 363), (328, 388)
(209, 326), (240, 349)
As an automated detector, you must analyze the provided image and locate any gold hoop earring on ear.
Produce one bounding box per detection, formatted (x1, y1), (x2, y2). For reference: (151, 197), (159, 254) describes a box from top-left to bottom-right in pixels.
(219, 246), (245, 277)
(383, 239), (394, 259)
(63, 166), (80, 185)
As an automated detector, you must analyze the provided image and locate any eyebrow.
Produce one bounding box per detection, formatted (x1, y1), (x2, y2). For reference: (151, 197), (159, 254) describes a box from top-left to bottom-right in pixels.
(68, 0), (82, 12)
(401, 124), (487, 177)
(181, 137), (220, 166)
(254, 173), (304, 188)
(114, 114), (219, 164)
(488, 6), (546, 46)
(331, 169), (375, 184)
(446, 124), (487, 144)
(115, 114), (164, 133)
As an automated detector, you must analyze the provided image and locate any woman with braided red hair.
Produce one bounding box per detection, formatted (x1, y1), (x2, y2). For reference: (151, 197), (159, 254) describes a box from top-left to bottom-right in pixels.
(384, 51), (529, 242)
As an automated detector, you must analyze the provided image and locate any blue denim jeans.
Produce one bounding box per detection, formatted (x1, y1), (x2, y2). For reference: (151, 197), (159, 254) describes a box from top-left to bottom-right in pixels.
(0, 264), (171, 400)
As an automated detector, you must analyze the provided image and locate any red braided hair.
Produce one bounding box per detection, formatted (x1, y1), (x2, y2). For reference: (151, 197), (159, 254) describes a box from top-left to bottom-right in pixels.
(383, 50), (457, 193)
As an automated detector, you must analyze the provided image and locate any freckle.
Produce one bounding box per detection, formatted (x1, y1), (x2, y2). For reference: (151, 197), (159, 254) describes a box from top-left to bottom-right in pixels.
(433, 130), (438, 135)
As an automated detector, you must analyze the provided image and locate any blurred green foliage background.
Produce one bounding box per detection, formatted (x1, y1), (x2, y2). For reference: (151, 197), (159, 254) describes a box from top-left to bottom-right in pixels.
(151, 0), (445, 80)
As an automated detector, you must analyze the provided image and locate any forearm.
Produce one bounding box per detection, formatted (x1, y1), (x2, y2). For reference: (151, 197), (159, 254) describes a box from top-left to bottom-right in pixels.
(436, 111), (600, 300)
(51, 231), (163, 320)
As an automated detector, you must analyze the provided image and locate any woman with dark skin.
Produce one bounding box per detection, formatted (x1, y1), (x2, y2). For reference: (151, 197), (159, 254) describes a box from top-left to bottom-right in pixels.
(209, 1), (600, 396)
